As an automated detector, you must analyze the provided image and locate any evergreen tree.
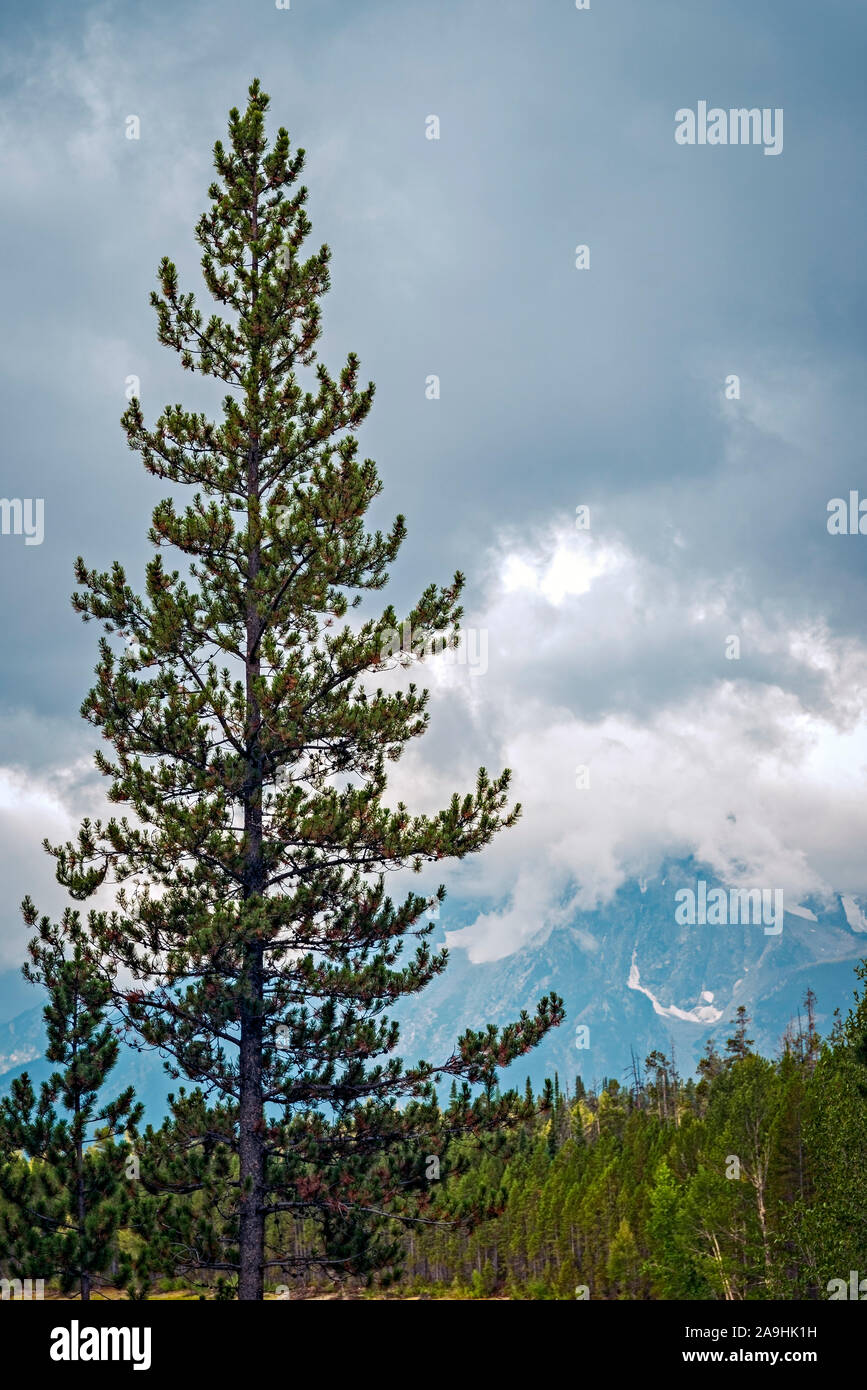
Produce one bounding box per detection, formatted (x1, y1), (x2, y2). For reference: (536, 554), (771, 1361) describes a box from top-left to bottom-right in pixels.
(787, 964), (867, 1293)
(40, 80), (562, 1300)
(802, 987), (820, 1073)
(643, 1158), (708, 1299)
(697, 1038), (724, 1081)
(725, 1005), (754, 1062)
(713, 1054), (781, 1290)
(0, 902), (142, 1299)
(644, 1049), (671, 1122)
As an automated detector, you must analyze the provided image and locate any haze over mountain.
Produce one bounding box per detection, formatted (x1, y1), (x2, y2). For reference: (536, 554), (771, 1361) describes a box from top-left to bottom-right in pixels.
(397, 858), (867, 1091)
(3, 857), (863, 1120)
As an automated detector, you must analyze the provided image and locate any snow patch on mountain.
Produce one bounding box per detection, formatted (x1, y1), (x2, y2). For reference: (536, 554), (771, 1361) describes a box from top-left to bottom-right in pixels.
(787, 904), (818, 921)
(628, 952), (723, 1024)
(840, 896), (867, 933)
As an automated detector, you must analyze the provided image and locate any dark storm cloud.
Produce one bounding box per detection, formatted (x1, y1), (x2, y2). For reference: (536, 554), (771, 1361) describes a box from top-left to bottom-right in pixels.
(0, 0), (864, 961)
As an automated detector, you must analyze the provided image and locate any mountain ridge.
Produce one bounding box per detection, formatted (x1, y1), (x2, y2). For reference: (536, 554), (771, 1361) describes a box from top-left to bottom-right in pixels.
(1, 858), (864, 1117)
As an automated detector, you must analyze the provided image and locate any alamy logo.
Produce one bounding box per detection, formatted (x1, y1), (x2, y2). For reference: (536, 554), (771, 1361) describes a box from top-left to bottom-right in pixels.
(827, 1271), (867, 1300)
(49, 1320), (152, 1371)
(0, 1277), (44, 1299)
(379, 621), (488, 677)
(0, 497), (44, 545)
(827, 492), (867, 534)
(675, 103), (783, 156)
(675, 881), (783, 935)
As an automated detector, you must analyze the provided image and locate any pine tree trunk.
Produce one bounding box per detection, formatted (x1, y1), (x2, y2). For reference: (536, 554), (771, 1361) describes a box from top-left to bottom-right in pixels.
(77, 1137), (90, 1301)
(238, 603), (266, 1299)
(754, 1172), (771, 1282)
(238, 950), (265, 1300)
(73, 991), (91, 1302)
(238, 269), (266, 1297)
(238, 706), (267, 1301)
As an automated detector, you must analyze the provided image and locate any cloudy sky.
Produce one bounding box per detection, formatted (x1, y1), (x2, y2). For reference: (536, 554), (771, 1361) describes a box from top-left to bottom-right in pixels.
(0, 0), (865, 973)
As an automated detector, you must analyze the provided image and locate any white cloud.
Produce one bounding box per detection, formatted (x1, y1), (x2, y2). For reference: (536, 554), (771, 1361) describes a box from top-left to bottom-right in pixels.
(382, 518), (867, 961)
(0, 769), (87, 971)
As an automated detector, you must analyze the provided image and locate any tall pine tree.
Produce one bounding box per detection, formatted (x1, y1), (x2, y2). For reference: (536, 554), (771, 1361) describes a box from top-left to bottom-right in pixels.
(42, 80), (562, 1299)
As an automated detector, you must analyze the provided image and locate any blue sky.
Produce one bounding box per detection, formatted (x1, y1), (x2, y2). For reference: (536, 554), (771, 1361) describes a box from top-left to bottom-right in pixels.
(0, 0), (865, 971)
